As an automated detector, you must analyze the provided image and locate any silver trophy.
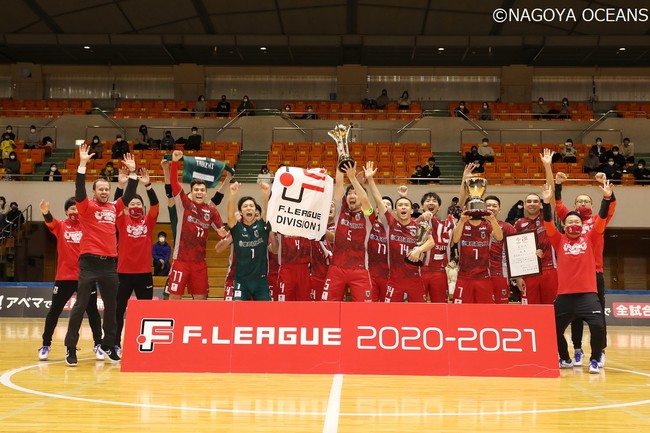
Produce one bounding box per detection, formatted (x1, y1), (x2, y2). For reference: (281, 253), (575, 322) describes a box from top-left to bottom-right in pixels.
(404, 222), (432, 267)
(328, 123), (354, 171)
(464, 177), (490, 217)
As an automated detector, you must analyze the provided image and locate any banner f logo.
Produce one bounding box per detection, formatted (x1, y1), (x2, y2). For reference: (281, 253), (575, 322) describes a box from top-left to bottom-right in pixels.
(137, 319), (174, 352)
(279, 168), (327, 203)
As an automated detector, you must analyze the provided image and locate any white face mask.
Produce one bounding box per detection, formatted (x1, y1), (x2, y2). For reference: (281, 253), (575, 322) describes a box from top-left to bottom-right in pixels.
(192, 130), (197, 135)
(483, 104), (487, 109)
(93, 139), (99, 143)
(117, 138), (122, 142)
(159, 236), (165, 243)
(608, 161), (615, 166)
(50, 166), (56, 171)
(639, 165), (644, 169)
(30, 129), (35, 133)
(613, 152), (618, 155)
(565, 143), (572, 147)
(596, 141), (602, 145)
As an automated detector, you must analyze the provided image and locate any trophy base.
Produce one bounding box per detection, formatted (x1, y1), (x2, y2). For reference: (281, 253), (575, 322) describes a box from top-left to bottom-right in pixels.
(404, 256), (424, 267)
(338, 156), (355, 172)
(463, 209), (491, 219)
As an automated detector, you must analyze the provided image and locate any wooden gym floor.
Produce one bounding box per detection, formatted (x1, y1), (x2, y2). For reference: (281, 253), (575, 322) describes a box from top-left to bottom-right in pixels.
(1, 318), (650, 433)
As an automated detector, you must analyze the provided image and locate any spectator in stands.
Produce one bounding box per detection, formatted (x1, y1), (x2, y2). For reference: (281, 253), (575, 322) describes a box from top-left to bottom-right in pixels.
(99, 161), (118, 182)
(4, 151), (20, 175)
(463, 145), (485, 172)
(558, 97), (571, 119)
(301, 105), (318, 120)
(153, 231), (171, 276)
(39, 136), (54, 155)
(0, 196), (6, 233)
(160, 130), (175, 151)
(237, 95), (254, 116)
(506, 200), (524, 225)
(479, 102), (492, 120)
(257, 165), (273, 184)
(1, 132), (16, 165)
(25, 125), (40, 149)
(193, 95), (207, 118)
(43, 163), (62, 182)
(411, 203), (422, 218)
(532, 97), (549, 119)
(4, 125), (15, 141)
(421, 157), (441, 182)
(282, 104), (293, 119)
(111, 134), (129, 159)
(598, 156), (623, 184)
(478, 138), (495, 162)
(447, 197), (462, 221)
(620, 137), (635, 165)
(633, 159), (650, 185)
(409, 165), (424, 185)
(583, 151), (600, 174)
(4, 202), (24, 236)
(561, 139), (577, 163)
(454, 101), (470, 120)
(134, 125), (153, 150)
(215, 95), (231, 117)
(398, 91), (410, 110)
(88, 135), (103, 159)
(184, 126), (201, 151)
(605, 146), (626, 171)
(376, 89), (390, 109)
(590, 137), (607, 163)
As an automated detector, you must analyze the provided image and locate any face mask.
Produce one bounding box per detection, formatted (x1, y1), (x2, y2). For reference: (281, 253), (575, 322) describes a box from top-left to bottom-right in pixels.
(30, 129), (35, 133)
(117, 138), (122, 142)
(482, 142), (488, 146)
(50, 166), (56, 171)
(93, 140), (99, 143)
(565, 224), (582, 236)
(158, 236), (166, 243)
(538, 101), (543, 105)
(565, 143), (572, 147)
(596, 141), (602, 145)
(517, 205), (523, 209)
(608, 161), (614, 166)
(639, 165), (644, 169)
(6, 129), (11, 133)
(129, 207), (144, 218)
(244, 98), (248, 102)
(576, 207), (592, 219)
(192, 130), (197, 135)
(10, 155), (15, 159)
(613, 152), (618, 155)
(308, 108), (313, 112)
(68, 213), (79, 223)
(459, 105), (465, 109)
(483, 104), (487, 109)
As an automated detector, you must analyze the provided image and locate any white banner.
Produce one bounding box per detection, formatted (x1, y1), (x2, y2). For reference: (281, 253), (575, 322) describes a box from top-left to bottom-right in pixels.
(267, 167), (333, 240)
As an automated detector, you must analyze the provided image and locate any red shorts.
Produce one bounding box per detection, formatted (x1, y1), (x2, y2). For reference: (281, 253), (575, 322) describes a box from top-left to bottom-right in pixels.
(167, 260), (208, 296)
(370, 274), (388, 302)
(224, 276), (234, 301)
(276, 263), (311, 301)
(322, 265), (372, 302)
(421, 269), (449, 303)
(453, 277), (494, 304)
(310, 276), (325, 301)
(267, 272), (279, 301)
(384, 277), (426, 303)
(521, 268), (558, 305)
(492, 275), (510, 304)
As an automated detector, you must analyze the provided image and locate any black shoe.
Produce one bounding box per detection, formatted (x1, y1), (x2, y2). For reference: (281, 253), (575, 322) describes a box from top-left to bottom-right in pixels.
(65, 347), (78, 366)
(98, 345), (121, 363)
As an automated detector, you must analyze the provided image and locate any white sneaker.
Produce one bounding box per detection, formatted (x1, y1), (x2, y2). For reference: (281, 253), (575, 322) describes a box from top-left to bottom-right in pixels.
(559, 359), (574, 368)
(573, 349), (584, 366)
(589, 359), (600, 374)
(38, 346), (50, 361)
(94, 344), (105, 361)
(598, 350), (605, 368)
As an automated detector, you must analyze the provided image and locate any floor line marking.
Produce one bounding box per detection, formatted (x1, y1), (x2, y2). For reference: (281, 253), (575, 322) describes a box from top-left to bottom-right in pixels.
(323, 373), (343, 433)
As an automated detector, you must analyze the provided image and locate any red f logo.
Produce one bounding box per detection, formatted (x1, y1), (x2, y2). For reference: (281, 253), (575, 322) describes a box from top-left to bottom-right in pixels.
(137, 319), (174, 352)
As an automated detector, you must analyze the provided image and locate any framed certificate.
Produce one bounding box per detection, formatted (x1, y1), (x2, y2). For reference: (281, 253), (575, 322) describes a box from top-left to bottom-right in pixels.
(504, 231), (542, 278)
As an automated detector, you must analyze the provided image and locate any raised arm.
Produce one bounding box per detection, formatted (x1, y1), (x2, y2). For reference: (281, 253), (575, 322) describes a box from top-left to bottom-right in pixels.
(75, 144), (93, 202)
(211, 170), (233, 206)
(333, 167), (345, 202)
(120, 152), (138, 206)
(170, 150), (184, 196)
(540, 148), (555, 190)
(364, 161), (385, 215)
(259, 181), (271, 222)
(452, 214), (470, 244)
(458, 163), (478, 207)
(227, 181), (240, 229)
(140, 168), (160, 218)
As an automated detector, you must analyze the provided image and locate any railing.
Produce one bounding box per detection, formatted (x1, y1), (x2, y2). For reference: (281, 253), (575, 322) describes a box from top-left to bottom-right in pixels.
(83, 125), (244, 147)
(460, 127), (623, 147)
(0, 204), (31, 241)
(271, 126), (432, 144)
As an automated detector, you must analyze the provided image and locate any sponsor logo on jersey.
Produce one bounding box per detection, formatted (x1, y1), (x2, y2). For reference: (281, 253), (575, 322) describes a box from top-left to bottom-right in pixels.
(94, 209), (116, 223)
(127, 223), (148, 238)
(564, 240), (587, 255)
(63, 230), (83, 243)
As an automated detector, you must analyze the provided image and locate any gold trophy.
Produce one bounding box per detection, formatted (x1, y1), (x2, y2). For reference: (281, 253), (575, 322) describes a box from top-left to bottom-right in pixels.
(328, 123), (354, 171)
(464, 177), (489, 217)
(404, 222), (432, 267)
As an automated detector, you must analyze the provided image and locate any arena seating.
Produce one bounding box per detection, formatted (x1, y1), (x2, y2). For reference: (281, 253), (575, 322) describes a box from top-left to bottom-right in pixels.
(448, 102), (594, 121)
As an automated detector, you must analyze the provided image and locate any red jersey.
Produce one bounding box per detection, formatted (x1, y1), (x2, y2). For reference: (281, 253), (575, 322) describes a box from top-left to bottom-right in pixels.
(330, 198), (374, 269)
(367, 217), (389, 278)
(489, 220), (516, 277)
(457, 220), (492, 280)
(545, 216), (606, 295)
(76, 196), (125, 257)
(310, 238), (332, 279)
(383, 211), (420, 279)
(423, 214), (455, 272)
(556, 199), (617, 272)
(45, 217), (83, 281)
(116, 205), (159, 273)
(514, 214), (556, 269)
(277, 234), (311, 265)
(170, 161), (224, 262)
